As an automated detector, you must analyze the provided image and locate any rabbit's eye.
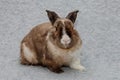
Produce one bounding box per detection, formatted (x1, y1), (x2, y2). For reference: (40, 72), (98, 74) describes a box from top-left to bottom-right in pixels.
(55, 26), (63, 38)
(66, 29), (72, 37)
(59, 27), (63, 38)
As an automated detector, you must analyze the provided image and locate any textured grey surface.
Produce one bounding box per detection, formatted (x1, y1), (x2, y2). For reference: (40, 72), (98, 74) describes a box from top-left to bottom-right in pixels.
(0, 0), (120, 80)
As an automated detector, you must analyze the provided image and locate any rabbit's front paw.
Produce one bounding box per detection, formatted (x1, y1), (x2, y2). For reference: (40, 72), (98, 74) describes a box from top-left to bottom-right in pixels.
(70, 64), (86, 71)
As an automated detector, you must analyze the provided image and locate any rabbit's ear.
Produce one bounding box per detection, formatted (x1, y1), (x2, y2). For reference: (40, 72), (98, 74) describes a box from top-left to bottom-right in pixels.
(66, 10), (79, 23)
(46, 10), (60, 25)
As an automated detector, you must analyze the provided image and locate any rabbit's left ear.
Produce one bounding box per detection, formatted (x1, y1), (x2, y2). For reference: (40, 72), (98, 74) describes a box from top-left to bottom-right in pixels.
(66, 10), (79, 23)
(46, 10), (60, 25)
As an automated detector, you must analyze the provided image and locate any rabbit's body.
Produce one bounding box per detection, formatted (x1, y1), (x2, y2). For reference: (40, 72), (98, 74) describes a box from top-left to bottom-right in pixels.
(21, 22), (52, 65)
(20, 10), (85, 73)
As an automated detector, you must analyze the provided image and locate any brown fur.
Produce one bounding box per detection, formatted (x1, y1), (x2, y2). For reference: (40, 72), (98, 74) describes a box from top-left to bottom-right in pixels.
(49, 19), (81, 49)
(20, 10), (82, 73)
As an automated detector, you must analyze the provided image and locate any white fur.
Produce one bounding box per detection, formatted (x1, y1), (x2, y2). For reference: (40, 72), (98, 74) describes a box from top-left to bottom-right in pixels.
(22, 43), (38, 63)
(70, 57), (86, 71)
(61, 34), (71, 47)
(47, 40), (85, 71)
(60, 20), (71, 46)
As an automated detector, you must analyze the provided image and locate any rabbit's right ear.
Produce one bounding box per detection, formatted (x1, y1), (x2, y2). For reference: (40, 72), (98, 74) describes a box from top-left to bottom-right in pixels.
(46, 10), (60, 25)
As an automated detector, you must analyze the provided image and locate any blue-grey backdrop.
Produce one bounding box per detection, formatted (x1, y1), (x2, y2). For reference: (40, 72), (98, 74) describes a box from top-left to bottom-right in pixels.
(0, 0), (120, 80)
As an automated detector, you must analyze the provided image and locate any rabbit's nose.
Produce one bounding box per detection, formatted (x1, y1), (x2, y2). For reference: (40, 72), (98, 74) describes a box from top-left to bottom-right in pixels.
(63, 39), (71, 44)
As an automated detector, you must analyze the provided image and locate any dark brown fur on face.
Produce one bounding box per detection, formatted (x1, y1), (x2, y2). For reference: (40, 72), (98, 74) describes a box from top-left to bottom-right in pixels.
(20, 10), (82, 73)
(49, 19), (80, 49)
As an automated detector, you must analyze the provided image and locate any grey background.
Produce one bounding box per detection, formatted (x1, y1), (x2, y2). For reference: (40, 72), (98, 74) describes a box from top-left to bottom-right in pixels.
(0, 0), (120, 80)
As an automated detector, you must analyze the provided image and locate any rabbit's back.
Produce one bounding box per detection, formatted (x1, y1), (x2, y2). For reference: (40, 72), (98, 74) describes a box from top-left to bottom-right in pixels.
(22, 22), (52, 42)
(20, 22), (53, 65)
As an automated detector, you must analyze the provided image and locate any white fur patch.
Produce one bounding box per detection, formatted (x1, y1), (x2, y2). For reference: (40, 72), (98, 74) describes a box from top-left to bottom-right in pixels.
(69, 55), (86, 71)
(22, 43), (38, 63)
(60, 34), (71, 47)
(70, 63), (86, 71)
(60, 20), (71, 46)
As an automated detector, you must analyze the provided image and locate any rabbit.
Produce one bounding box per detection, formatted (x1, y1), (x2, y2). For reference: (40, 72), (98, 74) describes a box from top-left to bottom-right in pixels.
(20, 10), (85, 73)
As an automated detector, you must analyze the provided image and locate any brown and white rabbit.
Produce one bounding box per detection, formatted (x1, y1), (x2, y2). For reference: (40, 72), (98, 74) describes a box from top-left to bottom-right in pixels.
(20, 10), (85, 73)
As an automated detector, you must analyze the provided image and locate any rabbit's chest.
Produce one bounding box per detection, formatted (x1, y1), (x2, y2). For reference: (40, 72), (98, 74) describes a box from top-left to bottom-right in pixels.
(53, 50), (74, 64)
(47, 40), (81, 65)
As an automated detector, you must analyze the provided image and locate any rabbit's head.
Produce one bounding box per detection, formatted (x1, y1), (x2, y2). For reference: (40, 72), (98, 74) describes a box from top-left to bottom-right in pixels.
(46, 10), (80, 49)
